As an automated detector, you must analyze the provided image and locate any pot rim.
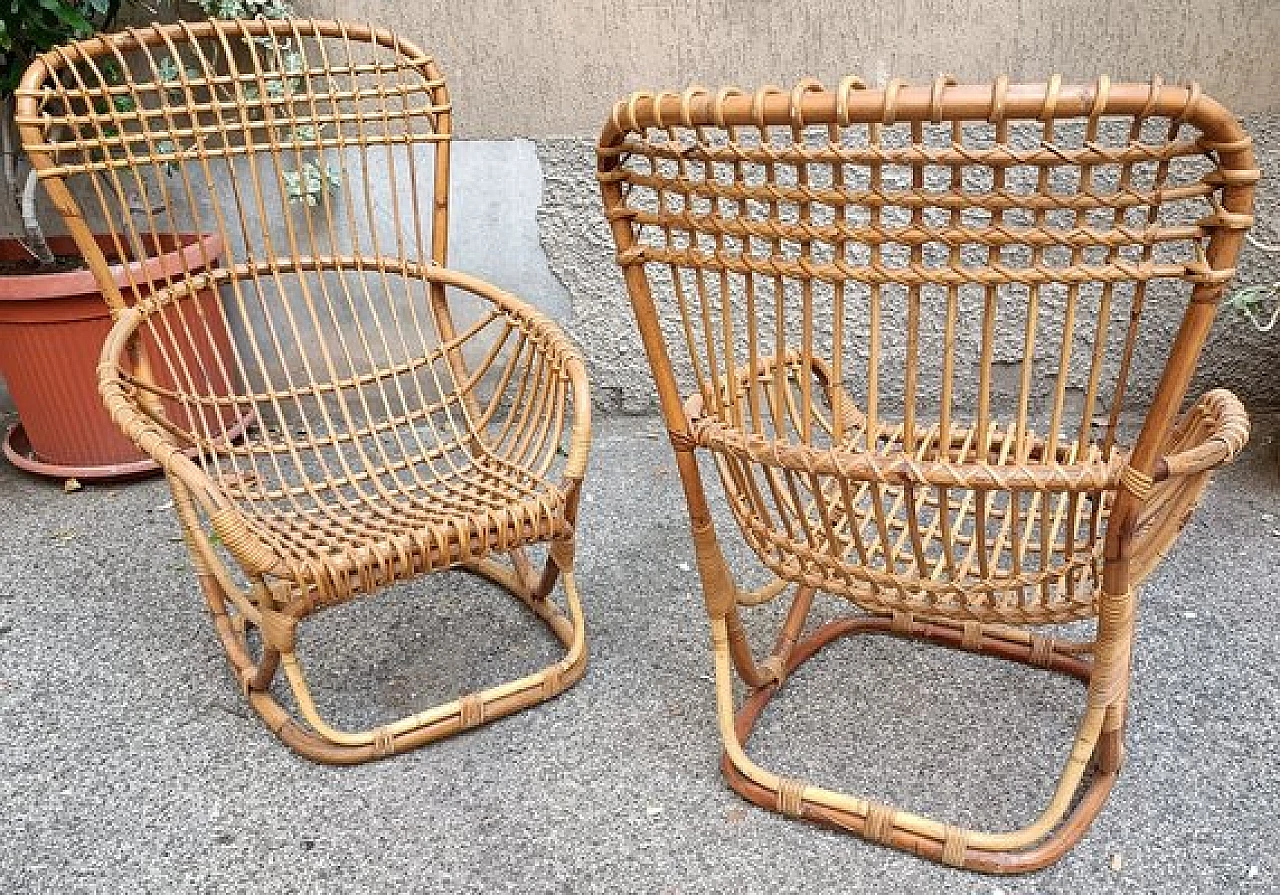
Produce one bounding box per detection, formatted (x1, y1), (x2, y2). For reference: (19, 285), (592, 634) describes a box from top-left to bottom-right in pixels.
(0, 232), (223, 301)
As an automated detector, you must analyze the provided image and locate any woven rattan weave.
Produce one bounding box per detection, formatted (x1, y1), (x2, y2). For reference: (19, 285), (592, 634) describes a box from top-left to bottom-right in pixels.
(598, 77), (1256, 871)
(16, 19), (590, 764)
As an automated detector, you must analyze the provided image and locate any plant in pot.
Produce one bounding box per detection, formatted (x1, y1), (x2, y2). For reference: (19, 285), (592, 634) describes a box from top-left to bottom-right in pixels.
(0, 0), (319, 481)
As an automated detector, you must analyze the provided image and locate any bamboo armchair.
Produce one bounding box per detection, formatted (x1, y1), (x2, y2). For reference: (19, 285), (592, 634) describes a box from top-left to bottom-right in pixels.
(597, 77), (1256, 871)
(16, 19), (590, 764)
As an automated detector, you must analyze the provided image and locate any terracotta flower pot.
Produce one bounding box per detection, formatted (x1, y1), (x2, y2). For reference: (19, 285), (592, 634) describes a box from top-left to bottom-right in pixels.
(0, 232), (236, 480)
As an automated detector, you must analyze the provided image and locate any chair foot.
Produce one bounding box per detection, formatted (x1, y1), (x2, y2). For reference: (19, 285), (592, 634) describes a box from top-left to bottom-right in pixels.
(198, 565), (587, 765)
(717, 615), (1117, 874)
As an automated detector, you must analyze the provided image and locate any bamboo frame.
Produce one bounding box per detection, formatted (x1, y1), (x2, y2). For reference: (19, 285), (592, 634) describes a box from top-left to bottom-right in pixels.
(597, 77), (1256, 871)
(16, 19), (591, 764)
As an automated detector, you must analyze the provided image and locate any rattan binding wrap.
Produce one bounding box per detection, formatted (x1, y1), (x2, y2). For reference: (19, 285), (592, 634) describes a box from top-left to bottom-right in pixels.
(16, 19), (591, 764)
(598, 76), (1255, 872)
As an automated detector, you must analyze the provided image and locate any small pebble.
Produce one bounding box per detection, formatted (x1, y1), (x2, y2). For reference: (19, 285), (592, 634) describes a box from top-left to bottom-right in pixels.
(1247, 864), (1260, 879)
(1182, 611), (1198, 620)
(1110, 852), (1124, 872)
(677, 562), (691, 573)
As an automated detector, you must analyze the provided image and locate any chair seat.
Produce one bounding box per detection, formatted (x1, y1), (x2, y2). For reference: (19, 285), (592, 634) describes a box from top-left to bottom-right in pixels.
(677, 352), (1132, 623)
(229, 452), (571, 598)
(694, 409), (1120, 624)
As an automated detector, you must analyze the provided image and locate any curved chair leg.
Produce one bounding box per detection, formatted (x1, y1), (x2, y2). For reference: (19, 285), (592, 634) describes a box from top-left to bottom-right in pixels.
(710, 603), (1134, 874)
(198, 547), (587, 765)
(726, 583), (817, 688)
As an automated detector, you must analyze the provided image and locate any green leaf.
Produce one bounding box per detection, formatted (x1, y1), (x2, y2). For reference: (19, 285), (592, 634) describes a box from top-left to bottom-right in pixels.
(155, 55), (180, 84)
(2, 0), (120, 95)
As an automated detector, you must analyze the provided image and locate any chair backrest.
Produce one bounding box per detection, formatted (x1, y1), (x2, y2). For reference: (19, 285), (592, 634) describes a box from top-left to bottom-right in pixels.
(18, 19), (452, 305)
(597, 77), (1256, 471)
(598, 78), (1256, 616)
(14, 20), (520, 509)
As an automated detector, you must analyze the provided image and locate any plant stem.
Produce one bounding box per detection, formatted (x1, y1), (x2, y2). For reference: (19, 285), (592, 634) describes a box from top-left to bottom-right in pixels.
(1, 98), (18, 205)
(20, 168), (56, 265)
(2, 96), (54, 265)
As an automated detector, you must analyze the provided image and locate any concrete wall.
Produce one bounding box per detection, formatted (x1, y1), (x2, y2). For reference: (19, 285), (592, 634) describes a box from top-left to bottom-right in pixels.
(308, 0), (1280, 136)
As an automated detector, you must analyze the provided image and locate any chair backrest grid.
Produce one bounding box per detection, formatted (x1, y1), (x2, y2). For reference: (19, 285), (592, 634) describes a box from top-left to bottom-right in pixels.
(15, 20), (509, 516)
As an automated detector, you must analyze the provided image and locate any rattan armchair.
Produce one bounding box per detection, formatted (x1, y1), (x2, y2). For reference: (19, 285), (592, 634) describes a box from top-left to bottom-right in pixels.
(16, 19), (590, 764)
(597, 77), (1256, 871)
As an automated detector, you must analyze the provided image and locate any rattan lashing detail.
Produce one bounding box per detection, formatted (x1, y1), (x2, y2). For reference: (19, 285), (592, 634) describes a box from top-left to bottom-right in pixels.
(756, 655), (786, 685)
(776, 777), (807, 818)
(373, 727), (396, 757)
(941, 825), (969, 869)
(889, 610), (912, 634)
(458, 694), (486, 729)
(210, 507), (280, 575)
(1027, 635), (1056, 669)
(1120, 465), (1156, 502)
(863, 803), (898, 846)
(18, 19), (590, 764)
(598, 76), (1255, 872)
(257, 608), (298, 654)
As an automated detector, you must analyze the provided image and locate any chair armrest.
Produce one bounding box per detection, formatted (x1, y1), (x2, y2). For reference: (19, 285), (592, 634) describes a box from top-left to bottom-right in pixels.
(1154, 389), (1250, 481)
(560, 353), (592, 483)
(428, 266), (592, 486)
(97, 308), (231, 515)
